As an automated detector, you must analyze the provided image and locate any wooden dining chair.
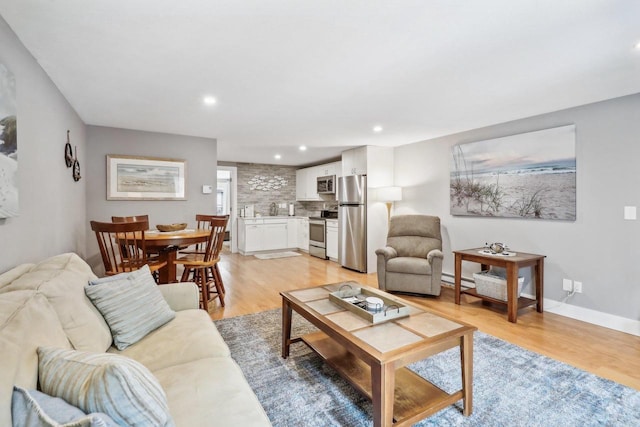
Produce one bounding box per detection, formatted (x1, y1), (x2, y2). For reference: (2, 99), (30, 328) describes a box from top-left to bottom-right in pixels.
(180, 214), (228, 253)
(110, 214), (163, 269)
(111, 214), (150, 223)
(90, 220), (167, 280)
(174, 217), (228, 310)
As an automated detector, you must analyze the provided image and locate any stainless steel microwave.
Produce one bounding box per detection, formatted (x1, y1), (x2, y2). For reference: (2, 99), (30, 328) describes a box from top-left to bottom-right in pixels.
(317, 175), (336, 194)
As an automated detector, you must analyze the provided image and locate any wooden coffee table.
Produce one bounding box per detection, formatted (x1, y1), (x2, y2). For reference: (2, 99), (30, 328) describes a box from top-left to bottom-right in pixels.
(281, 282), (477, 427)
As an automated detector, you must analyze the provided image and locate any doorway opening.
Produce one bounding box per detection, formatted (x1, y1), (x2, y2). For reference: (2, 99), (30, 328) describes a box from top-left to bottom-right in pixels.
(217, 166), (238, 253)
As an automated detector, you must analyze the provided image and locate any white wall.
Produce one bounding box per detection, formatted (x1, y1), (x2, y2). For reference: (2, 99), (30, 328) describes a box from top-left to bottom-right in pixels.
(85, 126), (217, 271)
(394, 93), (640, 325)
(366, 146), (394, 273)
(0, 16), (87, 273)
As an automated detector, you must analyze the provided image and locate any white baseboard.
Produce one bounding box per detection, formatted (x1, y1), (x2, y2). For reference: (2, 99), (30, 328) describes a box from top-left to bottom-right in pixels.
(443, 272), (640, 337)
(541, 296), (640, 337)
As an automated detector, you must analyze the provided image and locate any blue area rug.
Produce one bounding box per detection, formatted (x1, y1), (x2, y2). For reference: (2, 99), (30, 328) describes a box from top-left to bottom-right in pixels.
(215, 309), (640, 426)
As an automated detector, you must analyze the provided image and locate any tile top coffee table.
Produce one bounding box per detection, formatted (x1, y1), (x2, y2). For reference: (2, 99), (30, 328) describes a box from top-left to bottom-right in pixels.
(281, 282), (477, 427)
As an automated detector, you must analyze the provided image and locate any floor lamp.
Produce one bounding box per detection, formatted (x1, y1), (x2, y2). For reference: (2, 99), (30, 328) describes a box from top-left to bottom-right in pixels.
(377, 186), (402, 221)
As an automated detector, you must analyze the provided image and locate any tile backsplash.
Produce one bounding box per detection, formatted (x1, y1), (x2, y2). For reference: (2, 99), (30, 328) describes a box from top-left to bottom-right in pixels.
(234, 162), (337, 217)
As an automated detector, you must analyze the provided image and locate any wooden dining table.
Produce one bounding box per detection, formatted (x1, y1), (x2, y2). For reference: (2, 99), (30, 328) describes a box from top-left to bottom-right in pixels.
(144, 228), (210, 284)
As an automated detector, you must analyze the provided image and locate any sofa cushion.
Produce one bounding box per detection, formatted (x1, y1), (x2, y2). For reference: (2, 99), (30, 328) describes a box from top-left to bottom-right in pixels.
(37, 347), (174, 427)
(85, 266), (176, 350)
(0, 291), (71, 427)
(386, 257), (432, 275)
(153, 357), (271, 427)
(0, 253), (112, 353)
(11, 386), (117, 427)
(108, 309), (230, 371)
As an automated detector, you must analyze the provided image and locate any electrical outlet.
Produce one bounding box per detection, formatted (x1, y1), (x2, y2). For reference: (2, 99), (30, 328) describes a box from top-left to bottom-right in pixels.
(562, 278), (573, 291)
(573, 281), (583, 293)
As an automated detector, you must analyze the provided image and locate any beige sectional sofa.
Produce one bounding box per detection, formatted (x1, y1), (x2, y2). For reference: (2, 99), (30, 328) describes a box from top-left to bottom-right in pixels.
(0, 253), (271, 426)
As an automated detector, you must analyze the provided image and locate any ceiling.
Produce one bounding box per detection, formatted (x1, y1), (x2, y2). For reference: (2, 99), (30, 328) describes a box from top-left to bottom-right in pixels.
(1, 1), (639, 166)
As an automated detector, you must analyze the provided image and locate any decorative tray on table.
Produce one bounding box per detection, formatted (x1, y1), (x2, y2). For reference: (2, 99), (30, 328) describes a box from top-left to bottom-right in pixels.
(329, 284), (410, 324)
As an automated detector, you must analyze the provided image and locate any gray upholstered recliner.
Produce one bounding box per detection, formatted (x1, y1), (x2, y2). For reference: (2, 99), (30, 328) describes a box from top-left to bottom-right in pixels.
(375, 215), (444, 296)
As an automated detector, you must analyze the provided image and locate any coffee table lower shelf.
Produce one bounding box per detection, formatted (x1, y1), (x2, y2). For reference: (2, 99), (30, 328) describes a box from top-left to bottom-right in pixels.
(302, 331), (463, 425)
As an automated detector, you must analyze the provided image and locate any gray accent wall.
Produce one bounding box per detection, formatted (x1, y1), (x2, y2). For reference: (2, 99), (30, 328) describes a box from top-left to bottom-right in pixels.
(85, 126), (216, 272)
(235, 162), (297, 216)
(0, 16), (87, 273)
(394, 93), (640, 321)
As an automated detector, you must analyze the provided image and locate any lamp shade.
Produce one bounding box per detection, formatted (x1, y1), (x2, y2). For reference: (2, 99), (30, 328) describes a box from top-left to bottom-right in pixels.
(377, 186), (402, 202)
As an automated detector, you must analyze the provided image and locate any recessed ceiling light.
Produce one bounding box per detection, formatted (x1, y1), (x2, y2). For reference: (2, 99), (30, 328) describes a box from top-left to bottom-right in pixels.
(203, 95), (217, 106)
(274, 154), (282, 160)
(299, 145), (307, 151)
(635, 40), (640, 50)
(373, 126), (383, 133)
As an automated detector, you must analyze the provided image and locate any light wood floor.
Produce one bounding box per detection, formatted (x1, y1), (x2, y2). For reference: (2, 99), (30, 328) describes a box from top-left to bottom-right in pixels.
(207, 249), (640, 391)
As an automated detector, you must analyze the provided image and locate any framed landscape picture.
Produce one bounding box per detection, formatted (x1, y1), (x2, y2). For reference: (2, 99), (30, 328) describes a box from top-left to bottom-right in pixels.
(450, 125), (576, 221)
(107, 155), (187, 200)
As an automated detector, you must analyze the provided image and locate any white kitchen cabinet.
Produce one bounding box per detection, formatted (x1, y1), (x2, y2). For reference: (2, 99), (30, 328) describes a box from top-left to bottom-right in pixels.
(244, 223), (263, 253)
(318, 162), (336, 177)
(297, 218), (309, 251)
(333, 161), (343, 180)
(238, 218), (296, 254)
(306, 165), (320, 200)
(342, 147), (367, 175)
(295, 168), (308, 200)
(287, 218), (298, 248)
(326, 219), (338, 261)
(296, 166), (320, 201)
(263, 221), (288, 251)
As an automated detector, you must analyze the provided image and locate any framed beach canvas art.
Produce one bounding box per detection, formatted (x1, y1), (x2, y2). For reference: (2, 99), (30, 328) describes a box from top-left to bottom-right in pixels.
(450, 125), (576, 221)
(107, 155), (187, 200)
(0, 62), (18, 218)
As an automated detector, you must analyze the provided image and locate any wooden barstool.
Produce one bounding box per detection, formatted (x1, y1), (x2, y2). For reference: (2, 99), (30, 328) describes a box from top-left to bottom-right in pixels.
(174, 217), (228, 310)
(180, 214), (229, 293)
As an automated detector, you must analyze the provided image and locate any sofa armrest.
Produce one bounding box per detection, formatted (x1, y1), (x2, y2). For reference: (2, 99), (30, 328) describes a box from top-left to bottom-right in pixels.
(375, 246), (397, 260)
(427, 249), (443, 264)
(158, 282), (199, 311)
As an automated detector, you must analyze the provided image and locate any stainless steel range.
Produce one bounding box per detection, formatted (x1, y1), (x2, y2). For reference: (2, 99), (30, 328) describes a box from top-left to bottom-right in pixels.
(309, 210), (338, 259)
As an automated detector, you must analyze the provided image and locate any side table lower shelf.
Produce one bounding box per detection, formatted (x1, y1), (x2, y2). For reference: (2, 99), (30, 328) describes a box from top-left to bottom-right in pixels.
(302, 331), (463, 425)
(460, 288), (538, 310)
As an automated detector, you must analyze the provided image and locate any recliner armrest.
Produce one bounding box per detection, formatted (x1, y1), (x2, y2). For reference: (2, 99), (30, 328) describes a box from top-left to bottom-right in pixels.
(427, 249), (443, 263)
(158, 282), (200, 311)
(375, 247), (398, 260)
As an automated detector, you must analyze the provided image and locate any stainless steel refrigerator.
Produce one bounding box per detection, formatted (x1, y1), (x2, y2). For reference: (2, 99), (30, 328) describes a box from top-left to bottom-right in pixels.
(338, 175), (367, 273)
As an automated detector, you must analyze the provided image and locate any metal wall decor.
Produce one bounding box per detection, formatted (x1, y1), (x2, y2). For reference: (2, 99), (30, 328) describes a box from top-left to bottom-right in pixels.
(65, 130), (81, 181)
(72, 145), (81, 181)
(64, 130), (73, 167)
(248, 175), (287, 191)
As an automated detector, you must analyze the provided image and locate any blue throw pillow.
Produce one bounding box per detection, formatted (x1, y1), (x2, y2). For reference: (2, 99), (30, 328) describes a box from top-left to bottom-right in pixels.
(85, 265), (175, 350)
(11, 386), (118, 427)
(37, 347), (174, 427)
